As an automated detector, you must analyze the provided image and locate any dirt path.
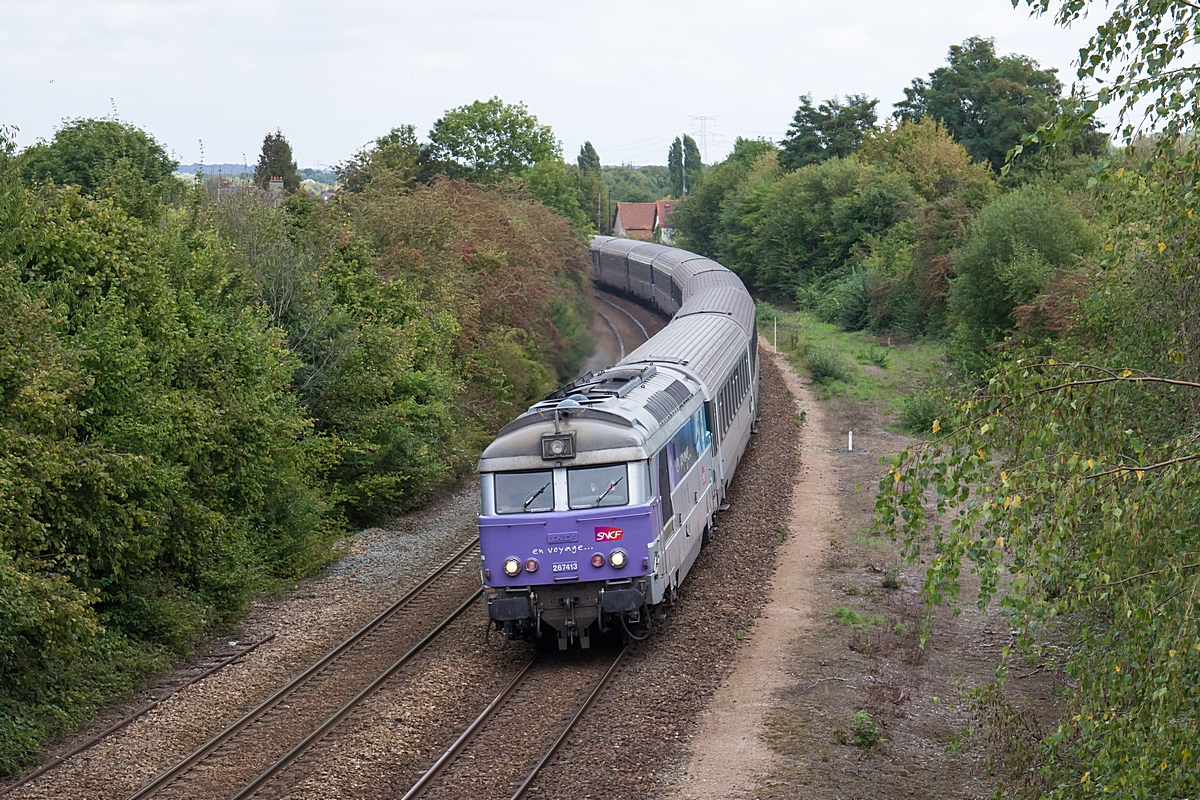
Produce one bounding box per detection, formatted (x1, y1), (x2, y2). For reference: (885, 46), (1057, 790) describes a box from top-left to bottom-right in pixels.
(669, 342), (837, 799)
(667, 338), (1037, 799)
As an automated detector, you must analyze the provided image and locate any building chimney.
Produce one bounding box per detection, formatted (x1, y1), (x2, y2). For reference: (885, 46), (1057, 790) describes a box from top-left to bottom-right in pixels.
(268, 176), (284, 198)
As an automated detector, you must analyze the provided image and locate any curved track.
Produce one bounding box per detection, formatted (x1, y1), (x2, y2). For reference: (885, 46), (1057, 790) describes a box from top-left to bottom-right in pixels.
(596, 294), (650, 340)
(126, 540), (482, 800)
(400, 645), (630, 800)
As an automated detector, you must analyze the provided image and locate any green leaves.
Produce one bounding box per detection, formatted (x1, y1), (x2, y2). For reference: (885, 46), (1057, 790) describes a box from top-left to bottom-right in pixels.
(423, 97), (560, 183)
(876, 360), (1200, 797)
(1018, 0), (1200, 145)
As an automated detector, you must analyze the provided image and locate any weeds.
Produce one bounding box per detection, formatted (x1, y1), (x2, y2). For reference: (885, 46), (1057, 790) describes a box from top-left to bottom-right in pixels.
(832, 607), (884, 630)
(851, 710), (885, 747)
(896, 389), (946, 435)
(856, 343), (891, 369)
(806, 346), (855, 384)
(882, 564), (903, 590)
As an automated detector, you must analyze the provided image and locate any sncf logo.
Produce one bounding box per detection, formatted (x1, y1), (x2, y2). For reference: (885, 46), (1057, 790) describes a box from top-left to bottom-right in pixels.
(594, 526), (624, 542)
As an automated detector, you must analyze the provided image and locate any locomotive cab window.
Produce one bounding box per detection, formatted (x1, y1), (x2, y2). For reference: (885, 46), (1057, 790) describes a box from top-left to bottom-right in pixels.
(568, 464), (629, 510)
(495, 470), (555, 514)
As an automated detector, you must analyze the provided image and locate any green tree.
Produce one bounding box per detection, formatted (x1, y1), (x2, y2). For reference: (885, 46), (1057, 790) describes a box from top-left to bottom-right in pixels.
(253, 129), (301, 192)
(947, 184), (1097, 369)
(601, 165), (671, 203)
(779, 94), (878, 170)
(1017, 0), (1200, 146)
(17, 118), (177, 197)
(800, 5), (1200, 793)
(683, 134), (703, 193)
(894, 37), (1061, 172)
(337, 125), (420, 193)
(523, 159), (592, 231)
(668, 137), (684, 197)
(672, 137), (777, 259)
(860, 117), (995, 205)
(577, 141), (601, 173)
(751, 156), (919, 296)
(423, 97), (559, 183)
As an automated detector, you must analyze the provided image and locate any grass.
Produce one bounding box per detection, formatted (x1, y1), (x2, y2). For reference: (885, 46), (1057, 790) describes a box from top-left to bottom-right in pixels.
(757, 301), (944, 423)
(831, 607), (885, 631)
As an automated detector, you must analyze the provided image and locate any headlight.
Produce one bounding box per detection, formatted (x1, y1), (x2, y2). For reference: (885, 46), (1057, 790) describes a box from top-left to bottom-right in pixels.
(608, 549), (627, 569)
(590, 553), (605, 568)
(524, 558), (539, 573)
(503, 557), (522, 577)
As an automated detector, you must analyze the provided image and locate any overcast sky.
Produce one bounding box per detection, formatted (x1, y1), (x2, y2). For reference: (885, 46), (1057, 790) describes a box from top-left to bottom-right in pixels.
(1, 0), (1105, 169)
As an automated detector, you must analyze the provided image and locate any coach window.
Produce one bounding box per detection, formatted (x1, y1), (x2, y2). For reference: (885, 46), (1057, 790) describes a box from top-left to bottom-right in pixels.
(495, 470), (555, 514)
(568, 464), (629, 510)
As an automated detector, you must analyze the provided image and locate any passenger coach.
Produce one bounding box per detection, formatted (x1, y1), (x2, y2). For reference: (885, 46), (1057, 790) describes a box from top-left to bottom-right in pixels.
(476, 239), (759, 649)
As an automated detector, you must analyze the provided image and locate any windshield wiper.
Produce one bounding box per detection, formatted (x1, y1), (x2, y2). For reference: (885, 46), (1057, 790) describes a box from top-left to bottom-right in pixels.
(523, 480), (552, 510)
(589, 476), (624, 508)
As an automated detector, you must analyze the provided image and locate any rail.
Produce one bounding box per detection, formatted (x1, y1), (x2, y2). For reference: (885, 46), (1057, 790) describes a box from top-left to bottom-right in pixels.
(125, 537), (481, 800)
(400, 644), (630, 800)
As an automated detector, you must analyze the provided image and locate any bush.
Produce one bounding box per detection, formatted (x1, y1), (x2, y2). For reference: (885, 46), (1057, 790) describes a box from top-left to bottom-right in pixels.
(896, 389), (947, 434)
(948, 184), (1097, 368)
(851, 710), (885, 747)
(0, 123), (594, 772)
(806, 346), (855, 384)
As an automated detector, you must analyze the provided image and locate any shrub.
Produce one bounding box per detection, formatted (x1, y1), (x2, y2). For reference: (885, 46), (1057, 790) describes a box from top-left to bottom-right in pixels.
(896, 389), (947, 434)
(948, 184), (1098, 368)
(806, 346), (854, 384)
(851, 710), (885, 747)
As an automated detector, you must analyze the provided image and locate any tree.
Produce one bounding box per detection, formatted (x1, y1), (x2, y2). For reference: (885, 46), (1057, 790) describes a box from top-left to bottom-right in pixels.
(894, 37), (1061, 172)
(947, 184), (1097, 369)
(1018, 0), (1200, 145)
(859, 117), (995, 205)
(668, 138), (684, 197)
(683, 135), (703, 194)
(17, 118), (177, 197)
(423, 97), (559, 183)
(577, 141), (601, 173)
(672, 137), (777, 259)
(17, 118), (179, 222)
(254, 129), (301, 193)
(523, 159), (592, 231)
(779, 94), (878, 170)
(337, 125), (420, 193)
(876, 8), (1200, 795)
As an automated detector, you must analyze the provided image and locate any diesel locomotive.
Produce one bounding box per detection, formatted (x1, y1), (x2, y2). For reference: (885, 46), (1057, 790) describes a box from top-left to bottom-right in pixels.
(476, 238), (759, 649)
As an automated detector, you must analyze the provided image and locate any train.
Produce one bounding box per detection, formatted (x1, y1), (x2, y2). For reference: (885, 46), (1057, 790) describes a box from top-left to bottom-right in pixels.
(476, 238), (759, 649)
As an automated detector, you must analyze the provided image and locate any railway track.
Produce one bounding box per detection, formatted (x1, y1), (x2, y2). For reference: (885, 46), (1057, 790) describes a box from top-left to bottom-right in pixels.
(400, 645), (630, 800)
(595, 293), (650, 341)
(126, 538), (483, 800)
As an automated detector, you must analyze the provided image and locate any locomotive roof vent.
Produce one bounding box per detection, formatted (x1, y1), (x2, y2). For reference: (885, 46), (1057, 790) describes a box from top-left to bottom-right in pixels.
(543, 363), (658, 405)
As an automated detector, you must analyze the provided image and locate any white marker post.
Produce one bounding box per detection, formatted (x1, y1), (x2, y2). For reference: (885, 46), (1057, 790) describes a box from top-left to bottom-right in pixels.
(774, 316), (778, 352)
(848, 430), (853, 451)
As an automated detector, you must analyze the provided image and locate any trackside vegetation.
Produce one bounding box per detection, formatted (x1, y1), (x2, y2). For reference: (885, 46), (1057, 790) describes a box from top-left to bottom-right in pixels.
(0, 103), (592, 773)
(878, 3), (1200, 797)
(678, 1), (1200, 794)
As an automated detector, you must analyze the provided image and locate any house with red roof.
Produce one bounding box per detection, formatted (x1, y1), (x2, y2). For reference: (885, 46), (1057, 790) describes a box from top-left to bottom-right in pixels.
(612, 199), (681, 243)
(612, 202), (657, 240)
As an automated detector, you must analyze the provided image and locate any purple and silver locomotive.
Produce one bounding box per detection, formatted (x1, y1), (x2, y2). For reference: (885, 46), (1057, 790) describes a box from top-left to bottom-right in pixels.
(477, 239), (759, 649)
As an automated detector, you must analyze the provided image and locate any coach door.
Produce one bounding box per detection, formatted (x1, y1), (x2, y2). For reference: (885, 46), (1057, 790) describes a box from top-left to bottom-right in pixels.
(655, 449), (681, 594)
